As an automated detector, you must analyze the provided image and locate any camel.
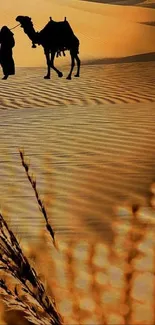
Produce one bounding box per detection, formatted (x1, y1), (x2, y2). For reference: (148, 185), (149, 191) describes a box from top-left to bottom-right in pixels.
(16, 15), (81, 80)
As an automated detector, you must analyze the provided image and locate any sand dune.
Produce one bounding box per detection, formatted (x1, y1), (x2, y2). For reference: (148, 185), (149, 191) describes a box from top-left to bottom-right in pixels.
(1, 0), (155, 65)
(84, 51), (155, 64)
(0, 63), (155, 242)
(0, 0), (155, 241)
(1, 62), (155, 109)
(82, 0), (155, 8)
(0, 2), (155, 324)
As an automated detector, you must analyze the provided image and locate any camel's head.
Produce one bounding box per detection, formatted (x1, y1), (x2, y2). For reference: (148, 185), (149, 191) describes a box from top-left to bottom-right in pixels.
(16, 16), (34, 32)
(16, 15), (38, 48)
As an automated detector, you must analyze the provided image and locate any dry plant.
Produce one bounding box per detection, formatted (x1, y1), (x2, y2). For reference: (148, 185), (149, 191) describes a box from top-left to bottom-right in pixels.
(23, 203), (155, 325)
(19, 150), (57, 249)
(0, 150), (63, 325)
(0, 150), (155, 325)
(0, 211), (63, 325)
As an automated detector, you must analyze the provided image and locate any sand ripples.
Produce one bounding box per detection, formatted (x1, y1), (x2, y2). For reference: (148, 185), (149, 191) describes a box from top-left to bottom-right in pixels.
(0, 62), (155, 109)
(0, 100), (155, 240)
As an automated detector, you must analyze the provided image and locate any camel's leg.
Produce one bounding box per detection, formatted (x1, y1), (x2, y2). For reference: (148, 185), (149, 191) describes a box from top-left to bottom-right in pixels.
(50, 52), (63, 78)
(74, 54), (80, 78)
(44, 49), (51, 79)
(66, 52), (75, 80)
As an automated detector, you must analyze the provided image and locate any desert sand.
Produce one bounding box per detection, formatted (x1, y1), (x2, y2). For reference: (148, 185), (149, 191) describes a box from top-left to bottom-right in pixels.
(0, 1), (155, 324)
(1, 0), (155, 65)
(0, 0), (155, 242)
(0, 62), (155, 244)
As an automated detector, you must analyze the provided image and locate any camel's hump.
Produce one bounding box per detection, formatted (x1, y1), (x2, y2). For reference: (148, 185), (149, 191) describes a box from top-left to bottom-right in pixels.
(40, 19), (75, 37)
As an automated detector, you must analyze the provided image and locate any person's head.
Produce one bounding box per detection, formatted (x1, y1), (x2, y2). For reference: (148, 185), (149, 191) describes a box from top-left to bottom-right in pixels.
(0, 26), (12, 37)
(1, 26), (9, 31)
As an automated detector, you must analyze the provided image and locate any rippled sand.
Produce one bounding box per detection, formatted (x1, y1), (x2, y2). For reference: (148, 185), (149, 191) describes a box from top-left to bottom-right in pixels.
(1, 2), (155, 324)
(1, 62), (155, 108)
(0, 63), (155, 242)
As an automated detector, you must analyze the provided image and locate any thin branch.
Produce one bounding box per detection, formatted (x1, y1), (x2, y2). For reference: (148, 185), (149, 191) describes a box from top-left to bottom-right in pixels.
(19, 149), (57, 250)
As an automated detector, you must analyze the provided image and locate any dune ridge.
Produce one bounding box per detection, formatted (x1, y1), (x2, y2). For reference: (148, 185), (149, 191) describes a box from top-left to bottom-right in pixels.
(82, 0), (155, 8)
(1, 0), (155, 65)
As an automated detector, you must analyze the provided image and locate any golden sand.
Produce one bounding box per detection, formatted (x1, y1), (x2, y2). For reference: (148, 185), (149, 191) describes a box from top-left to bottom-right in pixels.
(0, 63), (155, 242)
(0, 1), (155, 324)
(1, 205), (155, 324)
(1, 0), (155, 65)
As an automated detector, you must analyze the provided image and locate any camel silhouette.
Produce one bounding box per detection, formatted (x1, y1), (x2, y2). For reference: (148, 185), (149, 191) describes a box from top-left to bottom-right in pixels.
(16, 16), (81, 80)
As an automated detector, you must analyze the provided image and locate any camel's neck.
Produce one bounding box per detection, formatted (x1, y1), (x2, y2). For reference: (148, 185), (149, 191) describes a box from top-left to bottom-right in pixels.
(23, 25), (38, 44)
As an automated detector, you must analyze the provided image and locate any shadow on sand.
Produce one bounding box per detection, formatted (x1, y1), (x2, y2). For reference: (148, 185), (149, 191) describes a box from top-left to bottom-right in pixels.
(84, 52), (155, 65)
(82, 0), (155, 8)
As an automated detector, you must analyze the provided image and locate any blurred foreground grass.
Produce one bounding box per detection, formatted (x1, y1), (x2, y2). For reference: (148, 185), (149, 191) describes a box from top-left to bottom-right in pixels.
(0, 152), (155, 325)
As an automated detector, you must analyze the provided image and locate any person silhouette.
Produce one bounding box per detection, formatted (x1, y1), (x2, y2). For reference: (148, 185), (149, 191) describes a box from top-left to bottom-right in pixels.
(0, 26), (15, 80)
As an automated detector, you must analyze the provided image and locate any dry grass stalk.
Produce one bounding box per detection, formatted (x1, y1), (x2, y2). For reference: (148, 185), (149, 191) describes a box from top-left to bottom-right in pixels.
(124, 205), (145, 324)
(19, 149), (57, 249)
(1, 150), (155, 324)
(0, 212), (63, 325)
(0, 279), (49, 325)
(87, 241), (105, 324)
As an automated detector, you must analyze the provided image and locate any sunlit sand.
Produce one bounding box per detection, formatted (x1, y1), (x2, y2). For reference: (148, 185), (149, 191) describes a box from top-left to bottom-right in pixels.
(0, 0), (155, 239)
(0, 1), (155, 324)
(0, 62), (155, 242)
(1, 0), (155, 65)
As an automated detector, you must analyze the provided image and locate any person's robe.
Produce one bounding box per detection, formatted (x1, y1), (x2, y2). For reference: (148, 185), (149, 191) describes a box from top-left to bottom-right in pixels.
(0, 28), (15, 76)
